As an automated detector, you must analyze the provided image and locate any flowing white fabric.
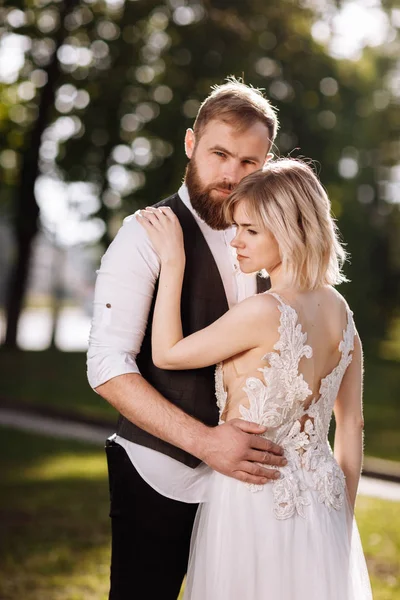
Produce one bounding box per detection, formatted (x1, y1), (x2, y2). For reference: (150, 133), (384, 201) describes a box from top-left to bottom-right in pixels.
(184, 470), (371, 599)
(182, 292), (372, 600)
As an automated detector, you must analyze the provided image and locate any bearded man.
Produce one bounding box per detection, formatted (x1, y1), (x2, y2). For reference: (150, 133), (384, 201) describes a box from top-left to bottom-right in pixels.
(87, 78), (286, 600)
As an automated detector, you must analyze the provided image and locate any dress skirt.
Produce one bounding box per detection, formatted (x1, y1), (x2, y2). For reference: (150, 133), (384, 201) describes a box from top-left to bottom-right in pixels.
(183, 469), (372, 600)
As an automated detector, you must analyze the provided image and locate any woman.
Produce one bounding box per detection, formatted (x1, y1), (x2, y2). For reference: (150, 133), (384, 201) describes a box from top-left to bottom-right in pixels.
(138, 159), (372, 599)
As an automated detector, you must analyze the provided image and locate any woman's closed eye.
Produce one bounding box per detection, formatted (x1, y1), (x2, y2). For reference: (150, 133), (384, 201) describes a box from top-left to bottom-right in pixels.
(231, 221), (258, 236)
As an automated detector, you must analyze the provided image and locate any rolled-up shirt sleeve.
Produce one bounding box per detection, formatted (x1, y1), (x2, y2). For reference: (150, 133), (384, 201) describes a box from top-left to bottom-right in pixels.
(87, 212), (160, 390)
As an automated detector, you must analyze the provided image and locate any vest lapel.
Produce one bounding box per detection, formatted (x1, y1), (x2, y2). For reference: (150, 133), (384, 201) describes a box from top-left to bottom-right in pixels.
(256, 274), (271, 293)
(169, 195), (229, 313)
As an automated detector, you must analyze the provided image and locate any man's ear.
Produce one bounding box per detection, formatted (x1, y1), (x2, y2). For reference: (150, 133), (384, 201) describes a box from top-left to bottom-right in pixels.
(263, 152), (274, 167)
(185, 128), (195, 159)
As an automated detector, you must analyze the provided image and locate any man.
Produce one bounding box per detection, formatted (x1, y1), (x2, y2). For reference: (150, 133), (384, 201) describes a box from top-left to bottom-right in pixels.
(87, 78), (287, 599)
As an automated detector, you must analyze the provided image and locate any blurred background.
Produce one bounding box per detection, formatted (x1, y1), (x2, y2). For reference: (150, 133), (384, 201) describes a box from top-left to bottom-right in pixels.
(0, 0), (399, 598)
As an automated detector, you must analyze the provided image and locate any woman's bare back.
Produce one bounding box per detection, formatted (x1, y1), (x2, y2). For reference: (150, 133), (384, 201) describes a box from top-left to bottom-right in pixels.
(221, 286), (350, 422)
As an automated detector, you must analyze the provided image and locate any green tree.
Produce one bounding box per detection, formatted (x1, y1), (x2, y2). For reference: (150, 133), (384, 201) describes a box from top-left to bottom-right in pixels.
(1, 0), (399, 352)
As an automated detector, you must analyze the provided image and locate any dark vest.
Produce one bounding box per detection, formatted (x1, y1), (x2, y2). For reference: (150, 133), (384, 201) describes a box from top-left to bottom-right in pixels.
(116, 193), (270, 467)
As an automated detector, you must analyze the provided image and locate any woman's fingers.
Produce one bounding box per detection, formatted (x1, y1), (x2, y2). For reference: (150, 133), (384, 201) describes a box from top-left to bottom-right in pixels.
(159, 206), (177, 222)
(137, 212), (152, 229)
(139, 210), (163, 232)
(137, 207), (184, 265)
(141, 207), (175, 230)
(137, 212), (162, 243)
(142, 208), (161, 221)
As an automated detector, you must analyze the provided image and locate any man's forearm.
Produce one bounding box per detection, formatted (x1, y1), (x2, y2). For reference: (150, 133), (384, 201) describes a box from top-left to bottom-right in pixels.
(96, 373), (209, 458)
(97, 372), (286, 485)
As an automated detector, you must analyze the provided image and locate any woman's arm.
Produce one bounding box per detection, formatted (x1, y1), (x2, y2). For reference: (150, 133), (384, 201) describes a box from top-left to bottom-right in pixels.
(333, 331), (365, 511)
(138, 207), (278, 370)
(152, 292), (275, 369)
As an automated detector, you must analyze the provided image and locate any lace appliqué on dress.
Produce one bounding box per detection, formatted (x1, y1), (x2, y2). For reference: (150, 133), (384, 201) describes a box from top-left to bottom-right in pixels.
(214, 292), (356, 521)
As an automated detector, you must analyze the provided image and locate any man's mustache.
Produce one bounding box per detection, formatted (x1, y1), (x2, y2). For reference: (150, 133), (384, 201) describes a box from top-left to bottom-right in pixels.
(207, 181), (235, 192)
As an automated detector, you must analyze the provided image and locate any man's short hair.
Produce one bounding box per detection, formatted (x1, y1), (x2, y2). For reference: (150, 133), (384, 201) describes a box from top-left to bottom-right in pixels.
(193, 77), (279, 148)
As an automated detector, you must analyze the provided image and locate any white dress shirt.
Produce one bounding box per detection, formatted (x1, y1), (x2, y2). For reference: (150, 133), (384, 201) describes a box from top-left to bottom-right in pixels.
(87, 184), (257, 502)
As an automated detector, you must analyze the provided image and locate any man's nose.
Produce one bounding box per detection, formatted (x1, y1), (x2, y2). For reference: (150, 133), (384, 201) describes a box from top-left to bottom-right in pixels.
(223, 161), (241, 187)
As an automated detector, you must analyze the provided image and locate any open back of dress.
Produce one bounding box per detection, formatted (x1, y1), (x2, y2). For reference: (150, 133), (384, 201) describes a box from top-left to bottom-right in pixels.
(183, 290), (372, 600)
(215, 291), (356, 516)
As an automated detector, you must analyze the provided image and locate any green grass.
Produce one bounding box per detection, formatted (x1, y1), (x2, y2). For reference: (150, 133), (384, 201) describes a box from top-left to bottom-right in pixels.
(0, 427), (111, 600)
(1, 427), (399, 599)
(356, 496), (400, 599)
(362, 358), (400, 461)
(0, 348), (399, 460)
(0, 348), (116, 424)
(0, 427), (186, 600)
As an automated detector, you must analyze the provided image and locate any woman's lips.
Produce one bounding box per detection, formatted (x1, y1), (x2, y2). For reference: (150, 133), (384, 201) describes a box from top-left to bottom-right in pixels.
(236, 254), (247, 261)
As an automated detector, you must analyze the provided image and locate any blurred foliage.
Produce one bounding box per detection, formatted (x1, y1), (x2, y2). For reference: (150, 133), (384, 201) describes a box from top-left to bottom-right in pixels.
(0, 0), (399, 351)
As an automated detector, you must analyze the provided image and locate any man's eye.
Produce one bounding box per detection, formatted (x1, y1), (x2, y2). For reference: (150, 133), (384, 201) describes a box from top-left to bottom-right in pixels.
(243, 160), (256, 166)
(215, 151), (226, 158)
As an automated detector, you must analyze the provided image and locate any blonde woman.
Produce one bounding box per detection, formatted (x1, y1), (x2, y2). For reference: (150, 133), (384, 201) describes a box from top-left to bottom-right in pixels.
(138, 159), (372, 600)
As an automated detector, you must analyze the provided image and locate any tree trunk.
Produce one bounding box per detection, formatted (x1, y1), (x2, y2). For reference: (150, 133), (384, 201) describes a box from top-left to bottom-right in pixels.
(49, 244), (65, 349)
(3, 0), (80, 348)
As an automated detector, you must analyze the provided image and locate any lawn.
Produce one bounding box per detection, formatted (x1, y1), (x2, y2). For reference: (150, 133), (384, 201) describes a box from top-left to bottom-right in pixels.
(357, 496), (400, 600)
(0, 427), (111, 600)
(0, 348), (116, 425)
(0, 348), (399, 461)
(360, 359), (400, 462)
(0, 427), (399, 599)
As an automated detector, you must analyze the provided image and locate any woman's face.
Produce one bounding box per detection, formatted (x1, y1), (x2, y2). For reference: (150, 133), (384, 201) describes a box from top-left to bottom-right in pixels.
(230, 201), (281, 275)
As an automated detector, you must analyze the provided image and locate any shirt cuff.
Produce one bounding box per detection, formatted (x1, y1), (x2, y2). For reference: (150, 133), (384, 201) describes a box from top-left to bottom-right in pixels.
(87, 351), (141, 391)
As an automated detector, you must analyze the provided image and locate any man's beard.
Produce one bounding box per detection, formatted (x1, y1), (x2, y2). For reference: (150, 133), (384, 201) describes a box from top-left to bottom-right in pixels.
(185, 158), (233, 230)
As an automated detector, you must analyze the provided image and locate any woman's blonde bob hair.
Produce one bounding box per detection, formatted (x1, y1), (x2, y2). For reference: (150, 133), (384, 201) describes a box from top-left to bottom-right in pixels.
(223, 159), (348, 290)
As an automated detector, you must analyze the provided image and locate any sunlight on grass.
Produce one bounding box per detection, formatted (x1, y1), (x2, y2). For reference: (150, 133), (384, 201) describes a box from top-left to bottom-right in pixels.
(1, 428), (111, 600)
(178, 578), (185, 599)
(20, 453), (107, 482)
(369, 575), (400, 600)
(356, 496), (400, 598)
(2, 427), (400, 599)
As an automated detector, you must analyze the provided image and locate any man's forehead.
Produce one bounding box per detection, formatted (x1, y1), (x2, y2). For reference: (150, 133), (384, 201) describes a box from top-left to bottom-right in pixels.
(201, 117), (268, 137)
(199, 119), (271, 155)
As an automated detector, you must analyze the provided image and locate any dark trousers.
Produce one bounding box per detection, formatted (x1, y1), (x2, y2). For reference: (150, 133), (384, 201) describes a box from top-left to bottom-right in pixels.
(105, 439), (199, 600)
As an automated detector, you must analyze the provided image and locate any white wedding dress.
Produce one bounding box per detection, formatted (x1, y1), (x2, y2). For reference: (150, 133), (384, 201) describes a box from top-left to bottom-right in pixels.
(183, 292), (372, 600)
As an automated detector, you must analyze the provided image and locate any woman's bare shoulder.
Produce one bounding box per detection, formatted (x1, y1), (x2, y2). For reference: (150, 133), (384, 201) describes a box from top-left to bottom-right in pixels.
(234, 292), (282, 329)
(319, 285), (351, 311)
